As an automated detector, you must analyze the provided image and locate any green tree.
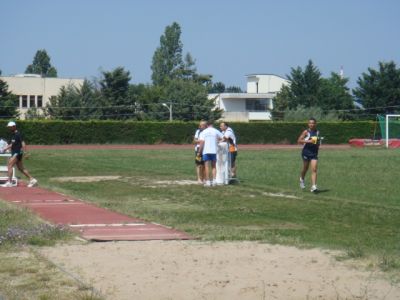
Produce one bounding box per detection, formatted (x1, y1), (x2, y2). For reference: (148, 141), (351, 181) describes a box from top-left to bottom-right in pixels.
(282, 105), (339, 121)
(162, 79), (222, 121)
(209, 82), (226, 93)
(99, 67), (133, 119)
(225, 86), (243, 93)
(0, 79), (19, 118)
(273, 60), (354, 119)
(128, 83), (164, 120)
(45, 80), (103, 120)
(287, 60), (322, 108)
(151, 22), (183, 85)
(353, 61), (400, 114)
(78, 80), (102, 119)
(319, 73), (354, 110)
(25, 49), (58, 77)
(45, 85), (82, 119)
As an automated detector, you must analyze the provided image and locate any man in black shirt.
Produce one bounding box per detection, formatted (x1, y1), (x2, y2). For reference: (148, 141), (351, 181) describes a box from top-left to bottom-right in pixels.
(2, 121), (37, 187)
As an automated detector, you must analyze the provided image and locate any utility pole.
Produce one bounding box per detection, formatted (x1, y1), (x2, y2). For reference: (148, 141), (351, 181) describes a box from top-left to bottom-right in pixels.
(162, 102), (173, 121)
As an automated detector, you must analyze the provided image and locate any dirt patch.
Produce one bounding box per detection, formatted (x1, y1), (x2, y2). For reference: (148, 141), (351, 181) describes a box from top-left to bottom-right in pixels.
(41, 241), (400, 300)
(51, 176), (121, 183)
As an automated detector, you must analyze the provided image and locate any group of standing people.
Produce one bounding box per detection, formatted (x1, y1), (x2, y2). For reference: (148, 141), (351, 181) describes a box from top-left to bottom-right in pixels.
(193, 120), (237, 187)
(193, 117), (321, 192)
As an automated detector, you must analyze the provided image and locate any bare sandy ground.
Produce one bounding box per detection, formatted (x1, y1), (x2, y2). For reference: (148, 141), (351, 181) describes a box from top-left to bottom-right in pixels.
(41, 241), (400, 300)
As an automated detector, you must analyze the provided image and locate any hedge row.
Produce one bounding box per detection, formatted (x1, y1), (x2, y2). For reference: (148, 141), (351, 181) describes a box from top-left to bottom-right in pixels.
(0, 120), (380, 145)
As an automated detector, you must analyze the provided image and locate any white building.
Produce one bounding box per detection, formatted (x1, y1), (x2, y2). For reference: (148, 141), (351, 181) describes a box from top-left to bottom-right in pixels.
(209, 74), (290, 122)
(0, 74), (84, 119)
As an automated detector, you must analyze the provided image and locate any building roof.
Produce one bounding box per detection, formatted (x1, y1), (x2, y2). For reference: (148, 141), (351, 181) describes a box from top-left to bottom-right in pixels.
(246, 74), (288, 80)
(209, 92), (275, 99)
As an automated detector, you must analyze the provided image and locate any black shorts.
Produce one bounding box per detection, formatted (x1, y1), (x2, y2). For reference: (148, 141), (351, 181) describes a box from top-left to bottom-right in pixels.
(195, 151), (204, 165)
(12, 151), (23, 161)
(301, 151), (318, 161)
(230, 151), (237, 167)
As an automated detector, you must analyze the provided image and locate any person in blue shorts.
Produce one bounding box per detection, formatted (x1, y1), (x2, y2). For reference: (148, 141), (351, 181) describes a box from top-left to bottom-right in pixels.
(198, 121), (223, 187)
(297, 118), (320, 192)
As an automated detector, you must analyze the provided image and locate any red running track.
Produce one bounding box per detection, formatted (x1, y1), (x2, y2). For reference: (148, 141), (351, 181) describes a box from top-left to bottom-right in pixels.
(0, 183), (192, 242)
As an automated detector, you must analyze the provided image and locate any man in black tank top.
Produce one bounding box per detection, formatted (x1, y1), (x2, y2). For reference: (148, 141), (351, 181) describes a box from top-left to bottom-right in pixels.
(2, 121), (37, 187)
(297, 118), (320, 192)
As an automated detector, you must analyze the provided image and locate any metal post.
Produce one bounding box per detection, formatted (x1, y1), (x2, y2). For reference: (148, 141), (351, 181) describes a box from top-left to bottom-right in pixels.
(386, 114), (389, 148)
(162, 102), (173, 122)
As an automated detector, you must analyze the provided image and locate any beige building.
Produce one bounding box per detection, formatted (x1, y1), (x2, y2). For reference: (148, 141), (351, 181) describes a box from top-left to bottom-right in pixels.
(0, 74), (84, 119)
(209, 74), (290, 122)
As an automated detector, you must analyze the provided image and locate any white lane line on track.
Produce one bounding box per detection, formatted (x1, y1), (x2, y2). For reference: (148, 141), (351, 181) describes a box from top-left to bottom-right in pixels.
(69, 223), (147, 228)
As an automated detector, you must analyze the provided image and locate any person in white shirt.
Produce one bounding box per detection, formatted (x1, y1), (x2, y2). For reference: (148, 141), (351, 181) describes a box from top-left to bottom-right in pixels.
(220, 122), (238, 178)
(198, 121), (223, 187)
(193, 120), (207, 184)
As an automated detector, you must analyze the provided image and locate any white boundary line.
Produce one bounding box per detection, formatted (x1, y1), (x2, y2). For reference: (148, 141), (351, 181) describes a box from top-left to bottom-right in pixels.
(69, 223), (147, 228)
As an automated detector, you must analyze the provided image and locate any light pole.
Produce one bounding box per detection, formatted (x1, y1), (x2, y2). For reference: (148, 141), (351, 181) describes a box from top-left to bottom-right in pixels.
(162, 102), (173, 121)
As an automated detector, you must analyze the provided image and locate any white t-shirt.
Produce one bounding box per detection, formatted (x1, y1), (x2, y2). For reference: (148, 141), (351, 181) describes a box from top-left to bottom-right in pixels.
(223, 127), (237, 151)
(199, 127), (223, 154)
(194, 129), (201, 151)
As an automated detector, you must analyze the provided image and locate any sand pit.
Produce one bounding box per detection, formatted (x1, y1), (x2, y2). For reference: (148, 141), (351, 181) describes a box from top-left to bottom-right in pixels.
(41, 241), (400, 300)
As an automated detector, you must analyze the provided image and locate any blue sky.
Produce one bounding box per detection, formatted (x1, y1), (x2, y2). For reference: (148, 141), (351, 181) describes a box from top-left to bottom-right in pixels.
(1, 0), (399, 89)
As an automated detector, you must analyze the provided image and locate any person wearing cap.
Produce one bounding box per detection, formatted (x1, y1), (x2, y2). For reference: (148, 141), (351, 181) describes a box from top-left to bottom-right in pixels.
(2, 121), (37, 187)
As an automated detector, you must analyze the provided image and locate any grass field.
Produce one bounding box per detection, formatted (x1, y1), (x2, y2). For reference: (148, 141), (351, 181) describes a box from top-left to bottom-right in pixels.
(23, 147), (400, 266)
(1, 146), (399, 297)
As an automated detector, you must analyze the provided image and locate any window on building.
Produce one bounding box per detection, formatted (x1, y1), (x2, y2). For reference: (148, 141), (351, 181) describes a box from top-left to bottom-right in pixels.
(37, 95), (43, 107)
(29, 95), (35, 107)
(245, 99), (271, 111)
(22, 95), (28, 108)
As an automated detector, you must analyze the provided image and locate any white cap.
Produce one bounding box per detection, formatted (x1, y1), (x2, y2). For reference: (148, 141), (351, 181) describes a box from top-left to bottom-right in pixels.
(6, 121), (16, 127)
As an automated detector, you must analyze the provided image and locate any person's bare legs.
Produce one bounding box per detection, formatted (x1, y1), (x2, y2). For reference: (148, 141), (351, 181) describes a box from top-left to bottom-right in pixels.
(7, 156), (18, 182)
(16, 160), (34, 181)
(196, 165), (204, 183)
(211, 160), (217, 182)
(204, 161), (211, 182)
(300, 160), (310, 181)
(310, 159), (318, 187)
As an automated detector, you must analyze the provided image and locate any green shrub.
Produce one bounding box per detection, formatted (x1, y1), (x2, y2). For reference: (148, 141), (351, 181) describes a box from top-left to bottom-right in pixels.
(0, 120), (379, 145)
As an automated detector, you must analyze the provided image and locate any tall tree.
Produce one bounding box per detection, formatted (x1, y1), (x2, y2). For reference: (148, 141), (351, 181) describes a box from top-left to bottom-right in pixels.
(25, 49), (58, 77)
(99, 67), (133, 119)
(162, 79), (222, 121)
(273, 60), (354, 120)
(0, 79), (19, 118)
(151, 22), (183, 85)
(287, 60), (322, 108)
(45, 85), (82, 120)
(353, 61), (400, 114)
(45, 80), (102, 120)
(319, 73), (354, 109)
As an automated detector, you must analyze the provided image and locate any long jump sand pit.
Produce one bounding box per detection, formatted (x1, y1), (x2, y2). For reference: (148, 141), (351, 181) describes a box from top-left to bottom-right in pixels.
(41, 241), (400, 300)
